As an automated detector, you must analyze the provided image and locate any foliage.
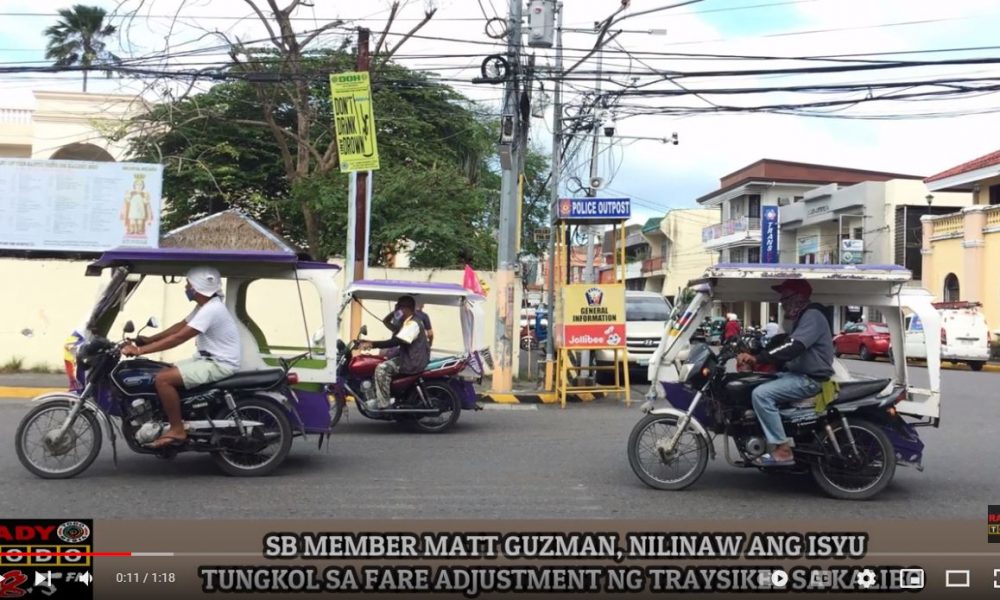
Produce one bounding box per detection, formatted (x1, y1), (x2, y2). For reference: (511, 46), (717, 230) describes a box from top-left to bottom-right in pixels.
(43, 4), (120, 92)
(128, 53), (552, 269)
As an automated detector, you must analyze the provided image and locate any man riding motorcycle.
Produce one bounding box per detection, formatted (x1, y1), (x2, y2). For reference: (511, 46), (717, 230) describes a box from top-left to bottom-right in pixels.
(358, 295), (430, 411)
(736, 279), (835, 467)
(121, 266), (241, 448)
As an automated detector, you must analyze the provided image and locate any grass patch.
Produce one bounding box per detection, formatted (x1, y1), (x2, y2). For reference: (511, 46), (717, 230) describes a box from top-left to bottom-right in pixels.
(0, 356), (25, 373)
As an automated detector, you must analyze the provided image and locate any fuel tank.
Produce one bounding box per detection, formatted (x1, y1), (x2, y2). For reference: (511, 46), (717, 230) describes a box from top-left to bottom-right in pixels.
(111, 359), (171, 396)
(348, 354), (385, 379)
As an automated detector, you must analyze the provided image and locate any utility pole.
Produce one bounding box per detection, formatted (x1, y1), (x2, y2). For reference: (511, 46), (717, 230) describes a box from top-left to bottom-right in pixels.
(349, 28), (371, 339)
(544, 2), (563, 370)
(492, 0), (523, 393)
(580, 46), (605, 379)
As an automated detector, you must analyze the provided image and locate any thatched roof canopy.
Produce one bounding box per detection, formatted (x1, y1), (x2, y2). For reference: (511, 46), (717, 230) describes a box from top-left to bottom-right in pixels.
(160, 210), (300, 254)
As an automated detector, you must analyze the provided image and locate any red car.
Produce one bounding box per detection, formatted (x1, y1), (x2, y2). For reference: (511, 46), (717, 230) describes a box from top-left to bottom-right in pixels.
(833, 321), (892, 361)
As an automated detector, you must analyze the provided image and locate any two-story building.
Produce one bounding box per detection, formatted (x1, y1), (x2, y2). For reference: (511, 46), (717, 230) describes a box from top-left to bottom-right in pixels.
(600, 222), (650, 290)
(639, 209), (717, 306)
(922, 148), (1000, 334)
(697, 159), (922, 325)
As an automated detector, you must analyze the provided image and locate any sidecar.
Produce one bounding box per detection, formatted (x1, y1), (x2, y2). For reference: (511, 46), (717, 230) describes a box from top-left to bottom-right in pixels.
(646, 263), (942, 469)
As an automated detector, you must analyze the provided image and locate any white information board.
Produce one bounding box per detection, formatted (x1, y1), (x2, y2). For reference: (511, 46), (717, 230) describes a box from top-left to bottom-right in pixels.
(0, 158), (163, 252)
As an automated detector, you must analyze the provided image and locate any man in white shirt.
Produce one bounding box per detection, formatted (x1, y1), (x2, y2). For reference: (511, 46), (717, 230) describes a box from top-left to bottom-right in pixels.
(122, 266), (241, 449)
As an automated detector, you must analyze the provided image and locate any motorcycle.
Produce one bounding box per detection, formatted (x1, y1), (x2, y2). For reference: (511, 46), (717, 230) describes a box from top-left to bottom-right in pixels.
(634, 263), (943, 501)
(16, 318), (305, 479)
(327, 326), (470, 433)
(323, 280), (491, 432)
(628, 342), (917, 500)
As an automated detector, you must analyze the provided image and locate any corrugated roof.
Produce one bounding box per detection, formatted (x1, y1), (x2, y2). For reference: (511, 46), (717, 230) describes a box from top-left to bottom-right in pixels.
(925, 148), (1000, 183)
(641, 217), (663, 233)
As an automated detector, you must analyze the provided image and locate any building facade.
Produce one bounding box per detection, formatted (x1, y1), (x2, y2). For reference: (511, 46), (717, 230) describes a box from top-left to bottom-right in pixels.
(0, 90), (141, 161)
(922, 148), (1000, 335)
(697, 159), (923, 326)
(640, 208), (717, 305)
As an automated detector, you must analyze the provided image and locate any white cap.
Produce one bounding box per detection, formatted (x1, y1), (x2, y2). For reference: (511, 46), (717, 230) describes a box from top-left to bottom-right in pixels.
(186, 266), (222, 296)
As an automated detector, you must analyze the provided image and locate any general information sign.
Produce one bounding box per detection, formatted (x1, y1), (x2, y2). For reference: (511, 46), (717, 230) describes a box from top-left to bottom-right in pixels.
(330, 71), (380, 172)
(560, 284), (626, 349)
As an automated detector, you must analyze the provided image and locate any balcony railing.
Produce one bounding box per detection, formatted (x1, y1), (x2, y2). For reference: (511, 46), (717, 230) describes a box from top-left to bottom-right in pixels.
(702, 216), (761, 243)
(0, 108), (32, 124)
(642, 256), (666, 274)
(987, 205), (1000, 229)
(931, 214), (963, 238)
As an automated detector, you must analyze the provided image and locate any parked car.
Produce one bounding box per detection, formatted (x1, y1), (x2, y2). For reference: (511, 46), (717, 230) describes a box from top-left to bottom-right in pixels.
(833, 321), (892, 361)
(905, 301), (990, 371)
(594, 291), (672, 382)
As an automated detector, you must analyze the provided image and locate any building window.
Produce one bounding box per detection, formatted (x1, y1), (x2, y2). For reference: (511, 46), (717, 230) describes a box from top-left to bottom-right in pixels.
(730, 248), (745, 262)
(990, 184), (1000, 205)
(748, 194), (761, 218)
(747, 247), (761, 263)
(944, 273), (960, 302)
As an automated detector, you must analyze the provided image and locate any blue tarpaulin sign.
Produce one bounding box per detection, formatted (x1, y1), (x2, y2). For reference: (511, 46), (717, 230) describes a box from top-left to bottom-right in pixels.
(556, 198), (631, 222)
(761, 205), (779, 263)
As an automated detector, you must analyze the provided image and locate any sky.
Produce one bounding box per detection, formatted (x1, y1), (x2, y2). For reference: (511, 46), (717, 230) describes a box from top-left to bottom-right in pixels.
(3, 0), (1000, 224)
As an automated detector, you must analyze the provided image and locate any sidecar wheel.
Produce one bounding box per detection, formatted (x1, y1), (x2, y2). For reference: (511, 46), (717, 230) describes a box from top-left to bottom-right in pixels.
(16, 399), (102, 479)
(627, 414), (708, 491)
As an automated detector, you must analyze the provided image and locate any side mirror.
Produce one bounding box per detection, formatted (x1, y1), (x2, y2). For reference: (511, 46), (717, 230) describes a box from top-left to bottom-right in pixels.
(312, 329), (325, 345)
(123, 320), (135, 334)
(147, 317), (159, 329)
(359, 325), (368, 337)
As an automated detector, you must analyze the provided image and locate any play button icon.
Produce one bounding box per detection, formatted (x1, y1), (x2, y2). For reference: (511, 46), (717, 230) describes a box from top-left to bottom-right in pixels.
(771, 569), (789, 588)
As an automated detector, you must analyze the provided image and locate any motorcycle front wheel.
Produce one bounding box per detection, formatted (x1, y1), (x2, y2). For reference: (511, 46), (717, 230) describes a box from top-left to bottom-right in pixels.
(627, 413), (709, 491)
(15, 399), (102, 479)
(810, 418), (896, 500)
(211, 397), (293, 477)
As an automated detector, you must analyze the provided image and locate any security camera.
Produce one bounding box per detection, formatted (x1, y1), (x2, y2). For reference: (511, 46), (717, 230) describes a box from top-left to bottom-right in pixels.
(667, 132), (679, 145)
(604, 125), (615, 137)
(590, 177), (604, 190)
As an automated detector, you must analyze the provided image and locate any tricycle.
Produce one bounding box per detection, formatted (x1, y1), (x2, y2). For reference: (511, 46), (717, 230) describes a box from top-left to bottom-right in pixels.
(630, 263), (941, 500)
(15, 248), (342, 478)
(321, 280), (491, 433)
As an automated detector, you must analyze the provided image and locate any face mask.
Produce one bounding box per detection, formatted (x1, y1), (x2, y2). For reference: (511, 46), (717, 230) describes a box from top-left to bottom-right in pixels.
(781, 295), (809, 319)
(185, 288), (196, 302)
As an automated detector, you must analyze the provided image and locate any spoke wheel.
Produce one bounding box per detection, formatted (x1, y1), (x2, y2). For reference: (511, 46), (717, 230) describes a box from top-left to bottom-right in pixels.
(627, 414), (708, 490)
(16, 400), (102, 479)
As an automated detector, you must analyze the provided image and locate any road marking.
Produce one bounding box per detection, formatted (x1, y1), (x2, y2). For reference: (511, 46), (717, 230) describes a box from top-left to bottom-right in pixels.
(480, 403), (538, 411)
(0, 387), (64, 399)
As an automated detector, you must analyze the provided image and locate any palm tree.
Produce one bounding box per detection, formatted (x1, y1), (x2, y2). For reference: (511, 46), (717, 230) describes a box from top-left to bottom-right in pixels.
(44, 5), (120, 92)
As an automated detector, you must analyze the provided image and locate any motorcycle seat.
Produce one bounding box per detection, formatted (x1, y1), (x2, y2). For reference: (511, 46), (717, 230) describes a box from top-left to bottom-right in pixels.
(190, 368), (286, 392)
(835, 378), (892, 403)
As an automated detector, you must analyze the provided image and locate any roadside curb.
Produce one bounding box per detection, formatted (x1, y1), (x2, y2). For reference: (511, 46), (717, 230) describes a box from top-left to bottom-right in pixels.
(0, 387), (65, 399)
(477, 391), (608, 404)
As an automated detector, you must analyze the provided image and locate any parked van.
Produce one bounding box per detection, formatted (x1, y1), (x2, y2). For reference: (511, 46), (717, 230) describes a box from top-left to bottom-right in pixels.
(595, 291), (672, 380)
(904, 301), (990, 371)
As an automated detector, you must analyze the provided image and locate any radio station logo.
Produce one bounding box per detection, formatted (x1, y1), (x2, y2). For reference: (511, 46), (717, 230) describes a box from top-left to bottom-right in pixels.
(56, 523), (90, 545)
(989, 505), (1000, 543)
(0, 519), (94, 599)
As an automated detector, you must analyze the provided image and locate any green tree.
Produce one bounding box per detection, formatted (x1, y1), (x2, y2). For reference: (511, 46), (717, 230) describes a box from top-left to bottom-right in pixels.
(127, 55), (548, 270)
(44, 4), (119, 92)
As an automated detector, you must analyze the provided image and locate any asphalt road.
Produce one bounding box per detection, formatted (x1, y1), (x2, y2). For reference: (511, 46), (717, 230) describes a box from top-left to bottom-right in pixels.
(0, 359), (996, 520)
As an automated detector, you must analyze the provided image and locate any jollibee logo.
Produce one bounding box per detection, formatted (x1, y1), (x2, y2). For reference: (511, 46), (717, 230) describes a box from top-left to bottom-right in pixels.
(57, 521), (91, 544)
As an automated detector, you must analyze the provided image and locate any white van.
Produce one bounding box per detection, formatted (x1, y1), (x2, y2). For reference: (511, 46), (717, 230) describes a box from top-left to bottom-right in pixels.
(595, 291), (671, 379)
(904, 301), (991, 371)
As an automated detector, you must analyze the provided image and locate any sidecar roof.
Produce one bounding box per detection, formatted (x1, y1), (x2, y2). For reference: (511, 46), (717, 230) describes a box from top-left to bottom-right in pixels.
(345, 280), (485, 306)
(690, 263), (912, 306)
(86, 248), (339, 277)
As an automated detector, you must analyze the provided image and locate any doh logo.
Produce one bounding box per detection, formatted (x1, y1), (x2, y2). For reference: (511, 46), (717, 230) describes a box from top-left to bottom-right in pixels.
(584, 287), (604, 306)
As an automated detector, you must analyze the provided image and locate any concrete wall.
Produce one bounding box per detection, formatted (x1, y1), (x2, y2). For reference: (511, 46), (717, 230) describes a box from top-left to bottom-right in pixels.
(0, 257), (512, 373)
(662, 208), (717, 296)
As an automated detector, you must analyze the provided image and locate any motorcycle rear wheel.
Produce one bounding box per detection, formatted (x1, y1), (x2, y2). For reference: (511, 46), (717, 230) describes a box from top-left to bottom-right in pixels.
(810, 418), (896, 500)
(16, 399), (102, 479)
(210, 397), (293, 477)
(410, 382), (461, 433)
(627, 414), (709, 491)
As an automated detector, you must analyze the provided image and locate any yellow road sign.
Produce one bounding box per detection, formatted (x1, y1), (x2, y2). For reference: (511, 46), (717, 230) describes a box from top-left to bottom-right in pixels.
(330, 71), (380, 172)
